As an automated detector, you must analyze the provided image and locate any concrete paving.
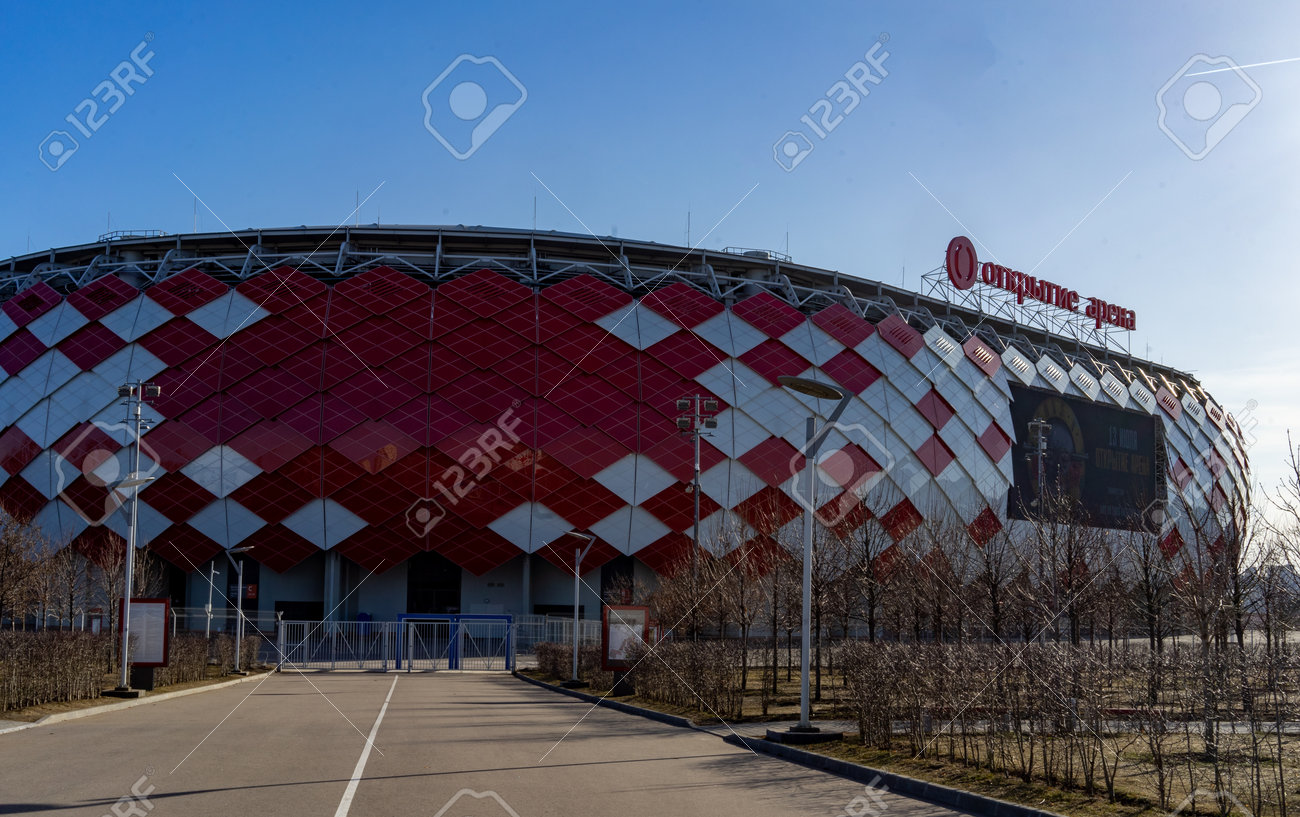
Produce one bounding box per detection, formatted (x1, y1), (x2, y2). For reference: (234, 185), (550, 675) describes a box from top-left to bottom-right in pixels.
(0, 671), (974, 817)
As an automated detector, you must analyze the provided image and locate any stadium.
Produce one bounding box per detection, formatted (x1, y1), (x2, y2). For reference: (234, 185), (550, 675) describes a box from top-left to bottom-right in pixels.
(0, 225), (1251, 625)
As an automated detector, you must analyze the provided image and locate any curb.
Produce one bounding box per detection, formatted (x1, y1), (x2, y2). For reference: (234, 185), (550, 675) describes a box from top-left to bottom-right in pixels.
(513, 672), (1067, 817)
(0, 670), (274, 736)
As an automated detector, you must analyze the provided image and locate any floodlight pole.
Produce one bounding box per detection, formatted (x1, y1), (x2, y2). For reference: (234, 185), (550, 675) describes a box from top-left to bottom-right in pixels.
(567, 531), (595, 684)
(205, 562), (217, 639)
(777, 376), (851, 732)
(676, 396), (718, 642)
(116, 381), (158, 691)
(225, 546), (254, 673)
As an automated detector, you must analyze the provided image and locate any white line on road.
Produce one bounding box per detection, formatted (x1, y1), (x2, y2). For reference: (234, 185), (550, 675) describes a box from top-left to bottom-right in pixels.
(334, 674), (399, 817)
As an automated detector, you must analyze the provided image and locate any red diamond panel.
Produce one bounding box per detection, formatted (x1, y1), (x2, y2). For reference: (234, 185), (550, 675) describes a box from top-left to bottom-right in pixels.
(735, 486), (802, 535)
(0, 477), (45, 520)
(0, 426), (42, 475)
(812, 304), (875, 348)
(279, 342), (326, 391)
(441, 319), (531, 370)
(820, 349), (880, 395)
(67, 275), (139, 321)
(322, 294), (377, 335)
(328, 420), (417, 475)
(533, 531), (618, 573)
(2, 282), (62, 327)
(1170, 457), (1194, 490)
(446, 478), (525, 528)
(643, 433), (725, 483)
(733, 291), (806, 339)
(978, 422), (1011, 463)
(967, 507), (1003, 546)
(738, 339), (809, 386)
(57, 323), (126, 370)
(145, 268), (227, 316)
(70, 528), (125, 566)
(1159, 527), (1185, 559)
(58, 475), (118, 526)
(230, 471), (314, 525)
(547, 426), (630, 479)
(880, 498), (923, 542)
(141, 420), (215, 472)
(180, 393), (261, 445)
(963, 336), (1001, 378)
(53, 423), (121, 472)
(150, 523), (223, 570)
(640, 283), (724, 329)
(635, 532), (694, 574)
(535, 301), (584, 344)
(388, 293), (435, 339)
(335, 519), (423, 574)
(333, 317), (423, 368)
(278, 446), (365, 498)
(641, 484), (721, 532)
(228, 420), (313, 472)
(332, 474), (414, 525)
(1156, 386), (1182, 421)
(334, 266), (430, 314)
(915, 389), (955, 430)
(151, 361), (221, 417)
(234, 316), (320, 367)
(139, 319), (219, 368)
(385, 346), (434, 393)
(645, 332), (726, 379)
(433, 525), (524, 576)
(916, 434), (955, 476)
(542, 274), (633, 321)
(551, 374), (635, 427)
(0, 329), (47, 375)
(728, 536), (791, 575)
(439, 371), (526, 424)
(278, 395), (366, 444)
(141, 472), (217, 524)
(429, 298), (478, 340)
(547, 323), (633, 375)
(877, 315), (924, 360)
(227, 367), (315, 420)
(543, 479), (626, 530)
(281, 297), (332, 340)
(333, 369), (421, 420)
(738, 437), (800, 487)
(215, 343), (264, 390)
(242, 523), (321, 574)
(440, 269), (531, 317)
(817, 491), (872, 536)
(819, 444), (884, 492)
(236, 266), (328, 313)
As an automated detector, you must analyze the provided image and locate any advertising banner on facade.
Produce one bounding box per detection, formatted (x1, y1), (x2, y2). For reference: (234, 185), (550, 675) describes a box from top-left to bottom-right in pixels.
(119, 597), (170, 667)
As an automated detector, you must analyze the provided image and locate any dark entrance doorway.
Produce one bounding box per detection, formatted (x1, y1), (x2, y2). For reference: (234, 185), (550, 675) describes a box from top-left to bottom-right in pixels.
(407, 550), (461, 614)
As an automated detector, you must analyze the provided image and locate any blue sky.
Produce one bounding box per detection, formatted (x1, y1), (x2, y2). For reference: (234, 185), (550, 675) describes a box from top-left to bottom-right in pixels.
(2, 1), (1296, 504)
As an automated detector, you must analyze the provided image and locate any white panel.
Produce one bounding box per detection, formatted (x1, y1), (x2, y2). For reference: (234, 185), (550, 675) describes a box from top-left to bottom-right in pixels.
(778, 323), (842, 367)
(0, 310), (17, 344)
(91, 343), (167, 386)
(1036, 355), (1069, 393)
(281, 498), (365, 549)
(695, 359), (763, 407)
(0, 375), (40, 429)
(20, 451), (61, 500)
(1001, 348), (1036, 386)
(690, 311), (766, 357)
(488, 502), (574, 552)
(187, 498), (266, 548)
(17, 349), (81, 398)
(25, 301), (88, 347)
(707, 407), (769, 459)
(1098, 371), (1130, 407)
(1181, 392), (1207, 428)
(741, 386), (808, 440)
(126, 499), (178, 546)
(98, 296), (172, 342)
(698, 459), (763, 508)
(590, 504), (671, 555)
(181, 445), (261, 497)
(30, 499), (89, 544)
(185, 289), (270, 340)
(1069, 365), (1100, 401)
(595, 302), (680, 350)
(922, 326), (964, 370)
(591, 453), (637, 507)
(50, 371), (118, 425)
(1129, 381), (1156, 414)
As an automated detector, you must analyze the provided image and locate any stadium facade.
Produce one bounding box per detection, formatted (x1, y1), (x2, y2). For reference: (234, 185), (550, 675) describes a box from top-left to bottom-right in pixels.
(0, 226), (1251, 622)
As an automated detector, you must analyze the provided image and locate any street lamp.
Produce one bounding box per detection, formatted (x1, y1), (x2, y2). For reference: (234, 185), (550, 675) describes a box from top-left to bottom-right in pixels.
(777, 375), (851, 735)
(205, 562), (217, 639)
(114, 381), (160, 692)
(563, 530), (595, 688)
(675, 396), (718, 641)
(225, 546), (255, 674)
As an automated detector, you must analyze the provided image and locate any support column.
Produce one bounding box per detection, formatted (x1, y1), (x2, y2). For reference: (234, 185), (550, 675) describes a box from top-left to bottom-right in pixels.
(323, 551), (340, 621)
(520, 553), (532, 616)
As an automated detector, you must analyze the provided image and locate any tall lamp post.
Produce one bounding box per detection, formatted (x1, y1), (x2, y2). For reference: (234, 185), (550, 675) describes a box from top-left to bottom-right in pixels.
(563, 530), (595, 688)
(226, 545), (255, 674)
(675, 396), (718, 641)
(776, 375), (851, 736)
(114, 381), (160, 692)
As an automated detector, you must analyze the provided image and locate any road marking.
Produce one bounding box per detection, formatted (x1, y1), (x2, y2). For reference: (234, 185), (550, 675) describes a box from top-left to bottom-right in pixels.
(334, 674), (398, 817)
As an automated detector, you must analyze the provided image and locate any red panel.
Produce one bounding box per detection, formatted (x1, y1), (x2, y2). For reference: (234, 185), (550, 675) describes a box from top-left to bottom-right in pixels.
(201, 393), (262, 445)
(494, 299), (539, 341)
(645, 332), (725, 379)
(316, 394), (368, 442)
(532, 531), (619, 573)
(215, 342), (265, 391)
(441, 319), (531, 370)
(399, 395), (471, 447)
(819, 444), (884, 492)
(141, 472), (217, 524)
(433, 525), (524, 576)
(386, 449), (432, 497)
(145, 268), (227, 316)
(58, 475), (118, 526)
(494, 348), (543, 395)
(139, 319), (219, 368)
(547, 426), (630, 479)
(738, 338), (809, 386)
(635, 532), (694, 574)
(228, 420), (314, 472)
(551, 373), (636, 428)
(0, 328), (47, 375)
(66, 275), (138, 321)
(277, 446), (365, 497)
(817, 491), (872, 537)
(53, 423), (121, 472)
(236, 266), (328, 313)
(535, 300), (582, 344)
(230, 471), (314, 525)
(279, 342), (327, 391)
(57, 322), (125, 370)
(639, 283), (724, 329)
(877, 315), (924, 360)
(820, 349), (880, 394)
(641, 484), (721, 532)
(915, 388), (955, 430)
(641, 432), (724, 483)
(591, 350), (640, 397)
(543, 478), (626, 529)
(1170, 456), (1194, 490)
(241, 523), (321, 574)
(388, 292), (435, 339)
(328, 420), (417, 475)
(0, 477), (45, 520)
(967, 507), (1003, 546)
(150, 523), (223, 570)
(977, 422), (1011, 463)
(438, 370), (527, 424)
(281, 296), (332, 340)
(542, 274), (633, 321)
(732, 291), (806, 339)
(150, 362), (220, 418)
(727, 536), (791, 575)
(233, 315), (319, 367)
(70, 527), (126, 566)
(880, 498), (923, 542)
(333, 368), (421, 420)
(332, 316), (424, 368)
(735, 486), (802, 535)
(812, 304), (875, 348)
(546, 323), (634, 374)
(227, 366), (316, 420)
(332, 474), (414, 525)
(335, 518), (423, 574)
(384, 345), (434, 393)
(1155, 386), (1183, 421)
(445, 478), (525, 528)
(334, 266), (430, 313)
(439, 268), (532, 317)
(2, 282), (62, 327)
(738, 437), (801, 487)
(141, 420), (215, 472)
(916, 434), (956, 476)
(425, 345), (476, 393)
(1159, 527), (1185, 559)
(429, 298), (478, 340)
(0, 426), (42, 475)
(963, 336), (1001, 378)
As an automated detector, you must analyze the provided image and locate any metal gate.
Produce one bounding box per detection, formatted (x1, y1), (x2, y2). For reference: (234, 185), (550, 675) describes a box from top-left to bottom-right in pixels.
(398, 615), (513, 671)
(278, 621), (400, 670)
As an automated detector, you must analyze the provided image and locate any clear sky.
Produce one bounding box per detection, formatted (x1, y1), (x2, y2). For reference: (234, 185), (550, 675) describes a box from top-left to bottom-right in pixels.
(2, 1), (1296, 507)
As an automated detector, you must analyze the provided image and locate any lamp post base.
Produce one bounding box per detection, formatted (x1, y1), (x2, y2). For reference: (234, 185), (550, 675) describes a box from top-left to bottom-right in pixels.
(104, 687), (147, 699)
(560, 679), (589, 689)
(765, 726), (844, 745)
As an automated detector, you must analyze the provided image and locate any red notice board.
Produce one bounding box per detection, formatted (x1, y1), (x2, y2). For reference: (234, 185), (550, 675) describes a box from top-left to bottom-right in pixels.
(118, 597), (170, 667)
(601, 605), (649, 671)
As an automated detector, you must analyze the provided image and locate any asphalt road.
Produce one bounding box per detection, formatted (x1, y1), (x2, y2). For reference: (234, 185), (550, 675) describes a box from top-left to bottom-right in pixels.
(0, 672), (972, 817)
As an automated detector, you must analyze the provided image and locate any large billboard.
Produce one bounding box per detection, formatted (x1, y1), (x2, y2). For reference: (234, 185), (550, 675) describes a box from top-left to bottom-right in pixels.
(1006, 385), (1157, 530)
